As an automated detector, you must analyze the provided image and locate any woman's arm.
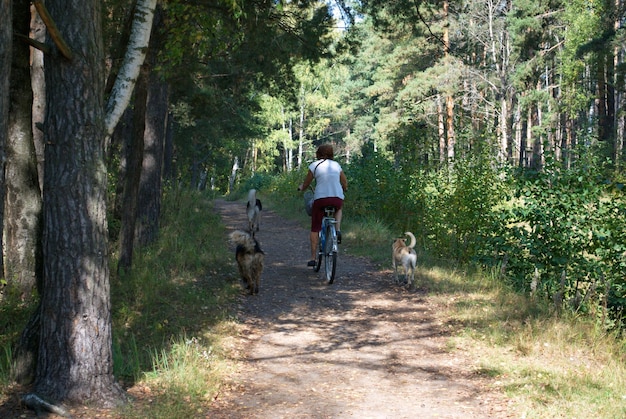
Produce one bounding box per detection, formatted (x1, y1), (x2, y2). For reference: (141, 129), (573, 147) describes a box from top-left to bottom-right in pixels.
(340, 171), (348, 192)
(298, 170), (314, 191)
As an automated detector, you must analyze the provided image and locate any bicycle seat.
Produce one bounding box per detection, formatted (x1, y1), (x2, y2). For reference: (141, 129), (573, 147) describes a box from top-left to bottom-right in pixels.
(323, 206), (336, 217)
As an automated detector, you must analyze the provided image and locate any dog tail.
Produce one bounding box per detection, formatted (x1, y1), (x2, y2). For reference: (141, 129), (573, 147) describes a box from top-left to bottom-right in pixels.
(405, 232), (416, 249)
(247, 189), (257, 209)
(229, 230), (263, 253)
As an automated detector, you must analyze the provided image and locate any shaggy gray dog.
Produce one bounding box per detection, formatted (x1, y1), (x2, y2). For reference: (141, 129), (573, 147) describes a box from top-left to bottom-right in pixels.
(229, 230), (264, 295)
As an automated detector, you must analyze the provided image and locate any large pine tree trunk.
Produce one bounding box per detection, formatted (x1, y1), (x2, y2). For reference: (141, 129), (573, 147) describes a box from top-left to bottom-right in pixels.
(34, 0), (125, 406)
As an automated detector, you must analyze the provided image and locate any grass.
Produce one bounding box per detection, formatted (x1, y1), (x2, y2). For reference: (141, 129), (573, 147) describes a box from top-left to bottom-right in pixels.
(108, 188), (242, 417)
(2, 187), (626, 418)
(421, 265), (626, 418)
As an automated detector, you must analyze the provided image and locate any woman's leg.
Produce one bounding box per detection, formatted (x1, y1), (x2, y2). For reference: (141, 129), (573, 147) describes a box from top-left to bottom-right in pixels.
(335, 208), (342, 231)
(310, 231), (318, 261)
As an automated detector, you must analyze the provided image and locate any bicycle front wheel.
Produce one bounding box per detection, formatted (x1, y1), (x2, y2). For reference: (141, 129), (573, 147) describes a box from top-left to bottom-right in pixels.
(324, 224), (337, 284)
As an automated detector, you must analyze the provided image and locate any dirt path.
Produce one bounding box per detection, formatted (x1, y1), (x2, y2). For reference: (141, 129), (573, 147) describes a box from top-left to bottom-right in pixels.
(209, 199), (514, 419)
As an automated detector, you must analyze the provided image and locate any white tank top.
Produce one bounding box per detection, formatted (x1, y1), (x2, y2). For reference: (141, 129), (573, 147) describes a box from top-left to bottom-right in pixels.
(309, 159), (344, 200)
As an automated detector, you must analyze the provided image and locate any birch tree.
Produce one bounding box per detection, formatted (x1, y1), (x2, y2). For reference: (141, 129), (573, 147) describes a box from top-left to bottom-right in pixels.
(105, 0), (157, 138)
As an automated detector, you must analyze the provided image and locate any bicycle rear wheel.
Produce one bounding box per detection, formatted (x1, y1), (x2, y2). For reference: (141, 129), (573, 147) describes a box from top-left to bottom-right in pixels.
(324, 224), (337, 284)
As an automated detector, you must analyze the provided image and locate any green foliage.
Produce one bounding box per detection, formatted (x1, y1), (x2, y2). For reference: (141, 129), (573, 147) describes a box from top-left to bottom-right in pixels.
(241, 173), (274, 192)
(344, 145), (417, 231)
(267, 167), (308, 205)
(424, 159), (509, 262)
(344, 147), (507, 262)
(479, 149), (626, 329)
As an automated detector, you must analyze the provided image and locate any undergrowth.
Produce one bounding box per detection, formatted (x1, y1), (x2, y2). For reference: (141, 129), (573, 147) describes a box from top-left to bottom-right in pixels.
(110, 188), (241, 417)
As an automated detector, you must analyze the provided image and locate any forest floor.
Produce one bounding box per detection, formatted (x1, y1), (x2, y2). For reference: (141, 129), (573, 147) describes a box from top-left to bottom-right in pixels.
(205, 199), (516, 418)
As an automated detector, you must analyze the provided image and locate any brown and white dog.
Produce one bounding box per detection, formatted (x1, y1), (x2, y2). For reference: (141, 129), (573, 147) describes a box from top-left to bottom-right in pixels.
(246, 189), (262, 235)
(229, 230), (264, 295)
(392, 232), (417, 287)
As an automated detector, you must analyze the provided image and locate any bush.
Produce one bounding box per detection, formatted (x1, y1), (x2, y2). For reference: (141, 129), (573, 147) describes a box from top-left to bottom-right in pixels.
(479, 152), (626, 329)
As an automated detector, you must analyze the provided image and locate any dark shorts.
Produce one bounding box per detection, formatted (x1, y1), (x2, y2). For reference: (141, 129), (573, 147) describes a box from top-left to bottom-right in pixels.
(311, 197), (343, 233)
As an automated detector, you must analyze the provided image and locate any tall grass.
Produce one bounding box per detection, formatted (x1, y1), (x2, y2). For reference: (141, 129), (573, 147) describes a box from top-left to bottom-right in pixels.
(110, 188), (241, 417)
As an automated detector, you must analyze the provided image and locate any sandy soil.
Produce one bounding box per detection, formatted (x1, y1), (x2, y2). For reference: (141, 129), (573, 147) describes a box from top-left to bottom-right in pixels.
(207, 199), (515, 418)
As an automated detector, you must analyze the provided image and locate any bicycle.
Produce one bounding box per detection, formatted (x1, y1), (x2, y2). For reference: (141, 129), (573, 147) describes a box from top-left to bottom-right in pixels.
(314, 205), (338, 284)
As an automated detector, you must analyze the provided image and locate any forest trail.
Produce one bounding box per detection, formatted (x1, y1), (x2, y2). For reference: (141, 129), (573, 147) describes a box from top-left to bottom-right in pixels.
(208, 199), (515, 418)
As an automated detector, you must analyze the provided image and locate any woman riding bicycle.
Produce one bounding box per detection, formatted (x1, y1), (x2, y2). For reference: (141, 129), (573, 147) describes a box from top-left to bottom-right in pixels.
(297, 144), (348, 267)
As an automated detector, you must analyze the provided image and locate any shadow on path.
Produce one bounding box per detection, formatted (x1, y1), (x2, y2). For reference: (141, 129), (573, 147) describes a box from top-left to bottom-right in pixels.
(210, 199), (513, 419)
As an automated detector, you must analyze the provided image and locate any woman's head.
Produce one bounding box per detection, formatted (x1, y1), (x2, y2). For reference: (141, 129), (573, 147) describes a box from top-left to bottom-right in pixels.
(316, 144), (334, 160)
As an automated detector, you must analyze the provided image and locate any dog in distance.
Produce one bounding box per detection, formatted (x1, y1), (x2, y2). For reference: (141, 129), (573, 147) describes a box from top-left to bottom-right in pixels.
(229, 230), (264, 295)
(246, 189), (262, 235)
(392, 232), (417, 287)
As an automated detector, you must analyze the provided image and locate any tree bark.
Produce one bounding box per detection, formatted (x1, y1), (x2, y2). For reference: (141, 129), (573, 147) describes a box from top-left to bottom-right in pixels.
(443, 0), (455, 167)
(446, 94), (455, 164)
(136, 72), (167, 247)
(0, 0), (11, 284)
(105, 0), (157, 137)
(35, 0), (126, 406)
(31, 4), (46, 189)
(118, 66), (147, 272)
(437, 95), (445, 165)
(135, 6), (167, 247)
(6, 0), (43, 298)
(162, 112), (175, 182)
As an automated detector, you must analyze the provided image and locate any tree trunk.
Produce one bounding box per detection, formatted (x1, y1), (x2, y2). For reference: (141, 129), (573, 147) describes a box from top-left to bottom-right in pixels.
(499, 96), (509, 162)
(229, 156), (239, 193)
(0, 0), (11, 288)
(6, 0), (42, 298)
(299, 97), (305, 167)
(512, 98), (522, 167)
(446, 94), (455, 165)
(162, 112), (174, 182)
(30, 4), (46, 190)
(288, 117), (294, 170)
(118, 66), (147, 272)
(437, 95), (445, 165)
(443, 0), (455, 167)
(35, 0), (126, 406)
(136, 73), (167, 247)
(135, 5), (166, 247)
(105, 0), (157, 137)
